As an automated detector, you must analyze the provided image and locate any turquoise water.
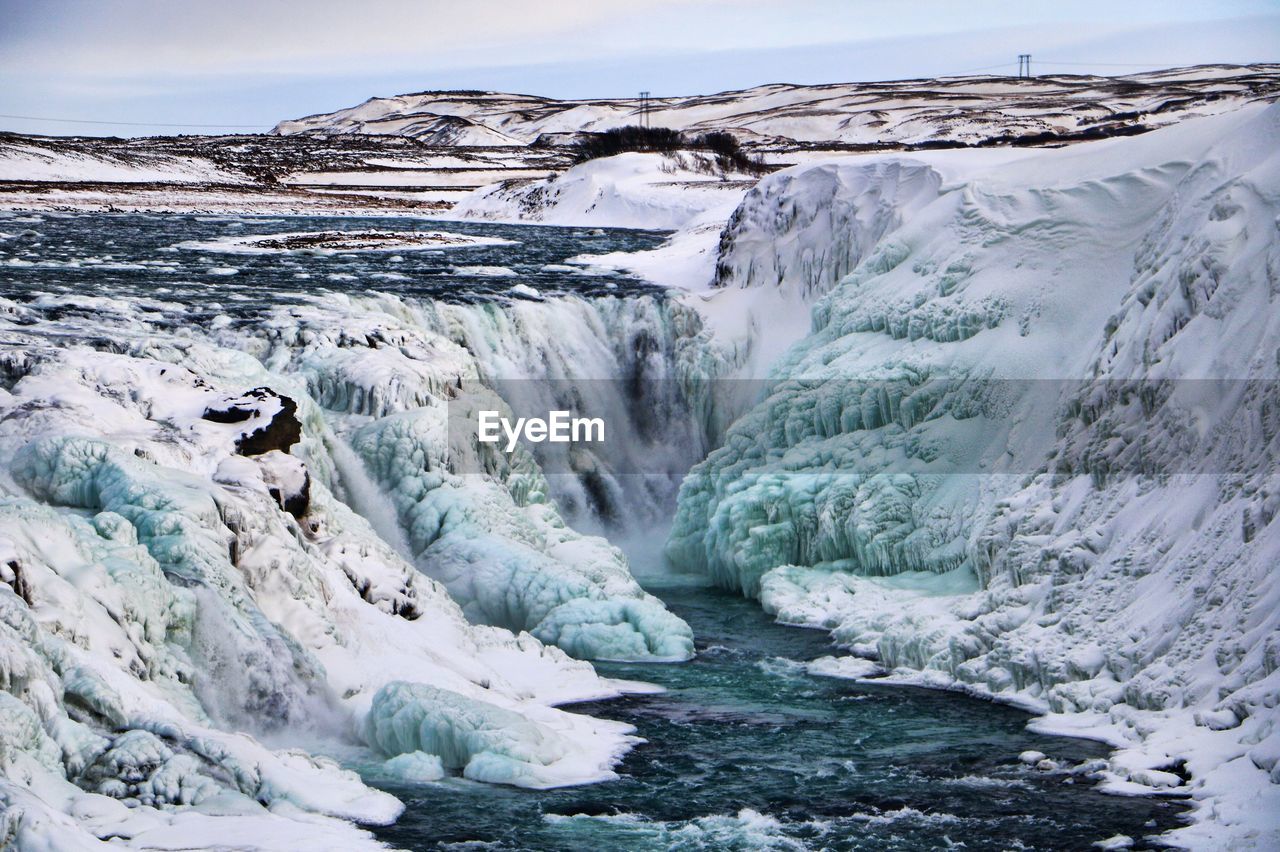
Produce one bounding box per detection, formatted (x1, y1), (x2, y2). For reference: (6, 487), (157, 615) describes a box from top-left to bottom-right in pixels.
(371, 572), (1187, 851)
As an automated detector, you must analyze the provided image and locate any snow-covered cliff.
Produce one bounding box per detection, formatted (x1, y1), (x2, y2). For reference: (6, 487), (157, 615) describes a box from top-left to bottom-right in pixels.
(668, 103), (1280, 848)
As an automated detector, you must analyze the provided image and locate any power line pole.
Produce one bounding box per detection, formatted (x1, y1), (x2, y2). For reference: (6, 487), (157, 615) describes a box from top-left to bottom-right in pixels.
(638, 91), (650, 128)
(1018, 54), (1032, 78)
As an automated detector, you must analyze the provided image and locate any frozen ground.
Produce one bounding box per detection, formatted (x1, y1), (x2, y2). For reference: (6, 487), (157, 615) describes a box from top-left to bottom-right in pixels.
(0, 134), (570, 215)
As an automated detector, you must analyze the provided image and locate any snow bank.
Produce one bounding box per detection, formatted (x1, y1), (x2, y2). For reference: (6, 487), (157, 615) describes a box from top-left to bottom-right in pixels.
(452, 151), (755, 230)
(668, 103), (1280, 848)
(0, 142), (246, 184)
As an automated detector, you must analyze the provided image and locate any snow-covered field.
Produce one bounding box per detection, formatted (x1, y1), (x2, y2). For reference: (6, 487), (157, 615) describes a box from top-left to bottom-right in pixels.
(0, 136), (570, 216)
(0, 144), (247, 185)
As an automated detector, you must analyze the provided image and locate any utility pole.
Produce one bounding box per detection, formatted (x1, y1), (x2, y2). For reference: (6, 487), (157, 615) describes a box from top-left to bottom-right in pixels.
(1018, 54), (1032, 78)
(638, 91), (650, 128)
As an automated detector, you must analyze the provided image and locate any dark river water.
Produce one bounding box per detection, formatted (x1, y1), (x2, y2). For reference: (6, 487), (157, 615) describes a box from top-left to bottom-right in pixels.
(372, 567), (1188, 851)
(0, 211), (667, 319)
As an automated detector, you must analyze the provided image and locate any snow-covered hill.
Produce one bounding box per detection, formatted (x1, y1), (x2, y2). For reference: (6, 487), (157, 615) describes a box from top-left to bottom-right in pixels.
(8, 65), (1277, 217)
(275, 65), (1280, 149)
(665, 102), (1280, 848)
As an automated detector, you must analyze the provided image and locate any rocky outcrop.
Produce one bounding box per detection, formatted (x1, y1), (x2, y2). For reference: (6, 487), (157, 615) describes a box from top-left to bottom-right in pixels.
(203, 387), (302, 457)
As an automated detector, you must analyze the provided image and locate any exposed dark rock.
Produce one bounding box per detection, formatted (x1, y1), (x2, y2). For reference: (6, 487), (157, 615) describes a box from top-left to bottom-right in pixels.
(0, 350), (34, 391)
(268, 469), (311, 520)
(245, 231), (465, 252)
(203, 386), (276, 423)
(253, 450), (312, 520)
(238, 395), (301, 456)
(202, 404), (256, 425)
(203, 387), (302, 456)
(1156, 759), (1193, 785)
(338, 564), (421, 621)
(2, 559), (32, 606)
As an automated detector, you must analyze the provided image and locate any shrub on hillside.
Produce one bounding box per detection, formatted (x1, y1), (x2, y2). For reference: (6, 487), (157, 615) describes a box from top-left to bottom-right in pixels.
(571, 126), (765, 174)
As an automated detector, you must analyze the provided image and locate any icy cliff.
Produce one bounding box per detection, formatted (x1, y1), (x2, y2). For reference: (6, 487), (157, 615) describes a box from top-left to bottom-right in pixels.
(669, 103), (1280, 847)
(712, 159), (943, 299)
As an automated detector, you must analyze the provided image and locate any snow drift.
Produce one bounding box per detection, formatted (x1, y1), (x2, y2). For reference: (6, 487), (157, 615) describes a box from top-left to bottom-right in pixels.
(453, 151), (754, 230)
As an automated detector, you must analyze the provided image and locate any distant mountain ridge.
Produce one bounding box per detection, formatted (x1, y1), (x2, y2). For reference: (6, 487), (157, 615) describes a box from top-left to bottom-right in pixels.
(273, 64), (1280, 148)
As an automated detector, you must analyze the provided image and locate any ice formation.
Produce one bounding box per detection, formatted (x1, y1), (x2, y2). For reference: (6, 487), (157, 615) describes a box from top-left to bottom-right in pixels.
(363, 682), (584, 787)
(0, 278), (700, 844)
(668, 103), (1280, 847)
(347, 405), (693, 661)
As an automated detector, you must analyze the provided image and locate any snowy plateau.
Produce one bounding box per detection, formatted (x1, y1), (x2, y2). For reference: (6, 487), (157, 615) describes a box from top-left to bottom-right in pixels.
(0, 66), (1277, 850)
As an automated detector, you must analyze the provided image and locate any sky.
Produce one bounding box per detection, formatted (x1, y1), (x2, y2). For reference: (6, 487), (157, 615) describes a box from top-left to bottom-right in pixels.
(1, 0), (1278, 136)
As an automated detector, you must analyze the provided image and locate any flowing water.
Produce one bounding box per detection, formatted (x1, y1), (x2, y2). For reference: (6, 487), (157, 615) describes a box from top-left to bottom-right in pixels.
(0, 211), (667, 315)
(371, 559), (1188, 851)
(1, 212), (1189, 850)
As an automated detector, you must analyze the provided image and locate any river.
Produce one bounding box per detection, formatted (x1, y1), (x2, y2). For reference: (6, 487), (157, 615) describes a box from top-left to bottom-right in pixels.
(371, 541), (1187, 851)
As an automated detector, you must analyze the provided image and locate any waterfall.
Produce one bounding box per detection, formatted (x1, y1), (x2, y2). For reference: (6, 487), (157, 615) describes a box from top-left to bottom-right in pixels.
(378, 293), (736, 532)
(329, 433), (416, 562)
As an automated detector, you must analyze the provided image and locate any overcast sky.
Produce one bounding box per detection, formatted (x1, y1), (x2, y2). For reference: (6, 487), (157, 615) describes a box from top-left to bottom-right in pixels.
(2, 0), (1278, 136)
